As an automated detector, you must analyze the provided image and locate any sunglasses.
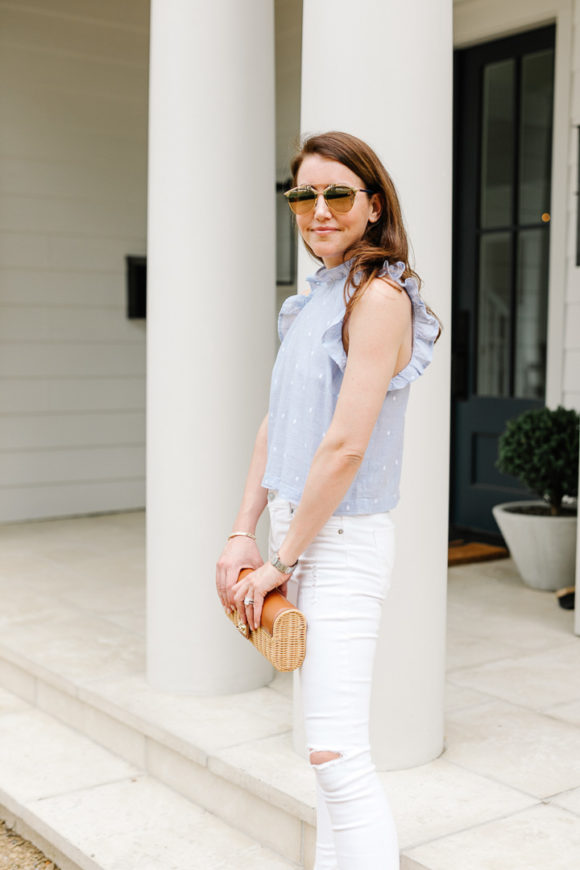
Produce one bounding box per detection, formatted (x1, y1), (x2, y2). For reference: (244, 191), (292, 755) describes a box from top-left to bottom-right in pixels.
(284, 184), (375, 215)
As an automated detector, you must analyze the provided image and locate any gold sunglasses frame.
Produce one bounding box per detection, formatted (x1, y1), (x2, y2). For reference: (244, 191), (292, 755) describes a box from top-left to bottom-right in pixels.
(284, 184), (375, 215)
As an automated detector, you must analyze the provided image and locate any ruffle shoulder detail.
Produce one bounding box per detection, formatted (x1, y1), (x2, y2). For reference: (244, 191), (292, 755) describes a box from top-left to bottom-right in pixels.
(321, 314), (348, 372)
(379, 260), (440, 391)
(320, 260), (439, 388)
(277, 291), (311, 342)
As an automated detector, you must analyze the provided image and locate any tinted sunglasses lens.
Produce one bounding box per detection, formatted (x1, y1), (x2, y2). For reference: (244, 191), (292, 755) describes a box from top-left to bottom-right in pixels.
(324, 186), (356, 213)
(286, 189), (317, 214)
(285, 186), (358, 214)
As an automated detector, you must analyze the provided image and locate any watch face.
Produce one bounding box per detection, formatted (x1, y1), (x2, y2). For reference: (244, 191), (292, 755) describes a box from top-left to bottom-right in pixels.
(271, 554), (289, 573)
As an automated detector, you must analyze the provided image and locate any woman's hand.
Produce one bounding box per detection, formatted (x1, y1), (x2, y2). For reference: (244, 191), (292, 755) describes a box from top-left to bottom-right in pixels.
(216, 537), (263, 613)
(233, 562), (290, 631)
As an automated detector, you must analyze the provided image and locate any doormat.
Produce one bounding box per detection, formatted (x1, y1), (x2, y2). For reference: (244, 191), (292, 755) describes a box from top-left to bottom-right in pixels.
(448, 539), (509, 566)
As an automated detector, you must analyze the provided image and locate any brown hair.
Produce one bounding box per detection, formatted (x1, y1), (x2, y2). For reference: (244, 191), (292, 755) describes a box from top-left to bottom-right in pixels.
(290, 131), (441, 349)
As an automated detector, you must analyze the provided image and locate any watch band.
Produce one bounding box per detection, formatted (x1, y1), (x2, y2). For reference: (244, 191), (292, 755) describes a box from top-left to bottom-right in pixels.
(271, 552), (298, 575)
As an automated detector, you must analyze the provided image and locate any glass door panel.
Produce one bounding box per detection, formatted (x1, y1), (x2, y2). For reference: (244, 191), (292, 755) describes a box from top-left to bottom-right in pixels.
(477, 232), (512, 397)
(480, 60), (515, 228)
(519, 49), (554, 224)
(515, 228), (549, 398)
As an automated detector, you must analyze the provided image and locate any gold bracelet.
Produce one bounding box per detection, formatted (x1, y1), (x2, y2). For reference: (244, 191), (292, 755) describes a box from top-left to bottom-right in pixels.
(227, 531), (256, 541)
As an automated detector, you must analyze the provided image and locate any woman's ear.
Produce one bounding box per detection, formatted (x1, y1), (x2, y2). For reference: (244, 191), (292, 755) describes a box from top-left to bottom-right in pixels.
(368, 192), (382, 224)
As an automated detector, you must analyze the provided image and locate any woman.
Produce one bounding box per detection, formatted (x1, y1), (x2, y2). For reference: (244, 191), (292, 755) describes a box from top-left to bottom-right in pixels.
(216, 131), (440, 869)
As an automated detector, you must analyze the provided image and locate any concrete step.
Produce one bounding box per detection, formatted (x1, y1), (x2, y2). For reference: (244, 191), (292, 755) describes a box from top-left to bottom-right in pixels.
(2, 540), (579, 870)
(0, 639), (316, 868)
(4, 635), (579, 870)
(0, 686), (299, 870)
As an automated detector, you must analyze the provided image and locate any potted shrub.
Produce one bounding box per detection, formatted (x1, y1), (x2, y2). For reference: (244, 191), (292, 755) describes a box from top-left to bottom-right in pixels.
(492, 406), (579, 591)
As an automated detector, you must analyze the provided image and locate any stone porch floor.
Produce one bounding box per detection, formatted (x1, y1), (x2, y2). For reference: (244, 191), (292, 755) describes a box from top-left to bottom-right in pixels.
(0, 509), (579, 869)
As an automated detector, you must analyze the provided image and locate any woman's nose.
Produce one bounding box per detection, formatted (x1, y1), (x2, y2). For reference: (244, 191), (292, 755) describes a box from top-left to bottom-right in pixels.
(313, 193), (331, 219)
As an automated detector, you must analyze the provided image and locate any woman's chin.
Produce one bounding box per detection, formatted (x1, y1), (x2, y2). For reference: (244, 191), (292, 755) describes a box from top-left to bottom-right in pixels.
(308, 239), (345, 260)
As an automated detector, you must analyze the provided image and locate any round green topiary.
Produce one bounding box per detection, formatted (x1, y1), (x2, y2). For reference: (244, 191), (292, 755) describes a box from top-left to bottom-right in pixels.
(496, 405), (579, 516)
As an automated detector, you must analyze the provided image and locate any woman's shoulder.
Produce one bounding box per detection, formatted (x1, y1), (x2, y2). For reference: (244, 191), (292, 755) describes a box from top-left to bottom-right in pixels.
(348, 267), (412, 330)
(364, 273), (412, 309)
(373, 260), (440, 389)
(374, 260), (436, 325)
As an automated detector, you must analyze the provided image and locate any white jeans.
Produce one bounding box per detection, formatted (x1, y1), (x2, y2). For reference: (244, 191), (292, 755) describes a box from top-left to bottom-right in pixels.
(267, 492), (400, 870)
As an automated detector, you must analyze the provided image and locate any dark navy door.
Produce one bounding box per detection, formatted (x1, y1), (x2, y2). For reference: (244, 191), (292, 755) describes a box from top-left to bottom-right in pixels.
(451, 25), (555, 537)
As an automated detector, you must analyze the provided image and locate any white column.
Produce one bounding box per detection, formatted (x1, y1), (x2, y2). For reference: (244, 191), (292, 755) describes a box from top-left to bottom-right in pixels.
(297, 0), (453, 768)
(146, 0), (276, 693)
(575, 440), (580, 637)
(572, 3), (580, 640)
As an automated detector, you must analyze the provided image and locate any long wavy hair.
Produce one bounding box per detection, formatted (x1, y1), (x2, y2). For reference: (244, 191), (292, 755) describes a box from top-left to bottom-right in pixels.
(290, 131), (441, 350)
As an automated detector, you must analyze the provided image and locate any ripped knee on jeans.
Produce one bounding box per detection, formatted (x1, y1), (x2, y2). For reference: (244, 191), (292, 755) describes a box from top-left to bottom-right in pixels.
(309, 749), (342, 766)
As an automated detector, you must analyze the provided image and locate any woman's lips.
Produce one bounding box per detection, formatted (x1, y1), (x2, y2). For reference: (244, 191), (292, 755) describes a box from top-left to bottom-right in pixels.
(311, 227), (337, 234)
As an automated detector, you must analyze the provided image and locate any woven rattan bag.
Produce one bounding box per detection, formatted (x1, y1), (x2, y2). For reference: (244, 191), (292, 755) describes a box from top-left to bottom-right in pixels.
(226, 568), (307, 671)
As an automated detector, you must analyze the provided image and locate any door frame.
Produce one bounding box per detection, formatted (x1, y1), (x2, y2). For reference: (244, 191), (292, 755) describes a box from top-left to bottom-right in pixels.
(450, 21), (560, 541)
(453, 0), (572, 411)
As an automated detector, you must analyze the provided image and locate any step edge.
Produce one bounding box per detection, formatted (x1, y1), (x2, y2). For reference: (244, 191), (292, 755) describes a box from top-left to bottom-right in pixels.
(0, 790), (95, 870)
(0, 767), (305, 870)
(0, 644), (313, 817)
(0, 652), (315, 857)
(0, 701), (307, 869)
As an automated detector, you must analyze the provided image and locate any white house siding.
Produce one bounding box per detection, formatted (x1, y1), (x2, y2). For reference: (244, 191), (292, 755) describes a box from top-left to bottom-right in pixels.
(0, 0), (149, 521)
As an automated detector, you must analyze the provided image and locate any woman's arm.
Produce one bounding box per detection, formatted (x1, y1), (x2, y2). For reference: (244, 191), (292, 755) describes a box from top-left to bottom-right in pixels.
(231, 412), (269, 536)
(233, 277), (411, 630)
(215, 412), (269, 611)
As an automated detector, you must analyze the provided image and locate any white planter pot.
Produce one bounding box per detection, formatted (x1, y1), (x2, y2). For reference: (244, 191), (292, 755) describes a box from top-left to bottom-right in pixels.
(492, 501), (577, 592)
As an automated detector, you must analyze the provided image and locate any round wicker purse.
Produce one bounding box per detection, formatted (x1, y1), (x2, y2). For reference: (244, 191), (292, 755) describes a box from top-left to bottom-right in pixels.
(226, 567), (307, 671)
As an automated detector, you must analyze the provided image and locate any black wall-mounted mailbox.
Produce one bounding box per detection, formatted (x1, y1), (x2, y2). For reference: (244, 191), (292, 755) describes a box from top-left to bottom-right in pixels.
(126, 255), (146, 319)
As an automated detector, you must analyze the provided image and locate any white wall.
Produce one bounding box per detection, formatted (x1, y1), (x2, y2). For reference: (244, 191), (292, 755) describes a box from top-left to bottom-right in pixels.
(0, 0), (149, 522)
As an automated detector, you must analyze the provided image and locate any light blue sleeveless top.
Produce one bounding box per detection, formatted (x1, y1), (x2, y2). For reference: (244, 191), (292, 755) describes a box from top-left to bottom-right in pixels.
(261, 258), (439, 514)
